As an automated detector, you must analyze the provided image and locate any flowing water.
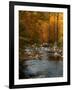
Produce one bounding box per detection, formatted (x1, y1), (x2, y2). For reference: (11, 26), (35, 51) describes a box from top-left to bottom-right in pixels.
(19, 48), (63, 79)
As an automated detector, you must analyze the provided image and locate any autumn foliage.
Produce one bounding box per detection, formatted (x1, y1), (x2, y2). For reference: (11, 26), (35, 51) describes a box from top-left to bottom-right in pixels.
(19, 11), (63, 49)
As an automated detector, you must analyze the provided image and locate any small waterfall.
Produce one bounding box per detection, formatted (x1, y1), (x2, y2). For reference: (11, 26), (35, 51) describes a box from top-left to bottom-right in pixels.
(40, 47), (48, 60)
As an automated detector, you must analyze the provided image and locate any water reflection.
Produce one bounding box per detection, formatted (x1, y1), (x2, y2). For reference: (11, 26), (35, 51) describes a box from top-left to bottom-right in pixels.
(19, 47), (63, 79)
